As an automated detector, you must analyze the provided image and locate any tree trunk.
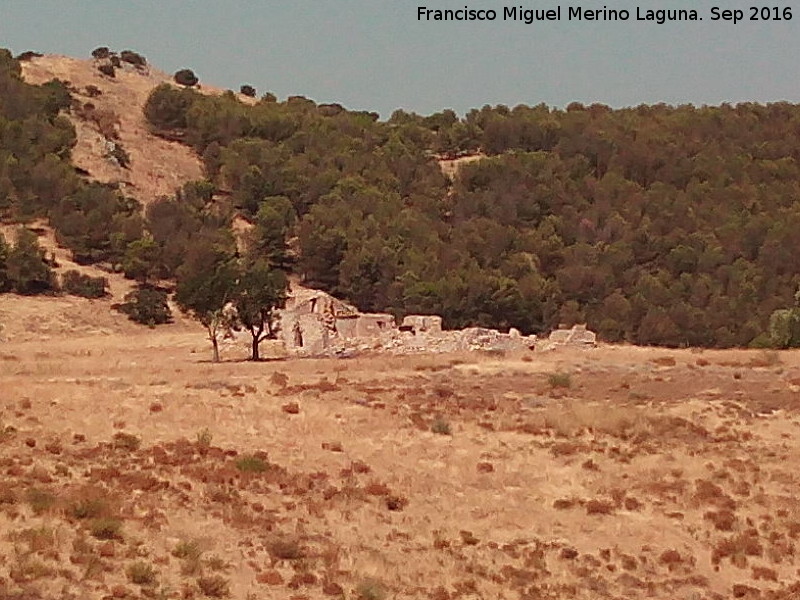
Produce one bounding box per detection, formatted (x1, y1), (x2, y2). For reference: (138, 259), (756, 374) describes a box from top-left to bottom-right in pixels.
(211, 336), (220, 363)
(251, 336), (260, 361)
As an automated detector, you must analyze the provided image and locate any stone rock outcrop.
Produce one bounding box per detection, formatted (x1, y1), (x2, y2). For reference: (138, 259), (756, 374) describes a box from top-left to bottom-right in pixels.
(547, 324), (597, 347)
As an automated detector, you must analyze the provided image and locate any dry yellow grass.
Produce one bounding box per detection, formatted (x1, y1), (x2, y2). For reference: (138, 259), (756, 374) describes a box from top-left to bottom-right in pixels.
(2, 324), (800, 598)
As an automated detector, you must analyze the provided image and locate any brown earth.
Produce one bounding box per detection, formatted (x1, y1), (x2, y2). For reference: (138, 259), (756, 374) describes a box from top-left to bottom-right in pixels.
(3, 321), (800, 599)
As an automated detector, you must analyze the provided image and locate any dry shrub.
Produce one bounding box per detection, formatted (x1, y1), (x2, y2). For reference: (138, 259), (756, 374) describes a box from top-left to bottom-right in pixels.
(25, 488), (56, 515)
(432, 384), (455, 399)
(550, 441), (585, 457)
(650, 356), (676, 366)
(532, 400), (649, 439)
(89, 517), (122, 540)
(67, 487), (113, 520)
(197, 574), (229, 597)
(752, 565), (778, 581)
(712, 529), (763, 566)
(267, 536), (305, 561)
(0, 485), (18, 505)
(270, 371), (289, 387)
(16, 526), (57, 554)
(127, 561), (157, 585)
(431, 417), (452, 436)
(547, 372), (572, 389)
(658, 549), (683, 570)
(585, 499), (615, 515)
(704, 509), (737, 531)
(356, 578), (388, 600)
(234, 455), (267, 473)
(693, 479), (736, 510)
(748, 350), (782, 367)
(174, 539), (204, 575)
(112, 432), (141, 452)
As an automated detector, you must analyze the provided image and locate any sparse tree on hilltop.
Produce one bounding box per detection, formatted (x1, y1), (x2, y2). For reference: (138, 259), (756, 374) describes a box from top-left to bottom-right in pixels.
(91, 47), (111, 60)
(240, 84), (256, 98)
(174, 69), (198, 88)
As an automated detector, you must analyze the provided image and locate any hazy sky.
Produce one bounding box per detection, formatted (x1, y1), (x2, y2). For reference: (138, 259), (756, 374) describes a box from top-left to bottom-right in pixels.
(1, 0), (798, 117)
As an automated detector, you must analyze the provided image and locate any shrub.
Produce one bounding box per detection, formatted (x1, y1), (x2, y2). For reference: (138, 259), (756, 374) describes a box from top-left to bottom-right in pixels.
(97, 63), (115, 78)
(173, 539), (204, 575)
(769, 308), (800, 348)
(25, 488), (56, 515)
(62, 270), (108, 298)
(144, 83), (194, 130)
(91, 47), (111, 60)
(267, 537), (304, 560)
(89, 517), (122, 540)
(356, 579), (387, 600)
(112, 432), (141, 451)
(239, 84), (256, 98)
(174, 69), (199, 87)
(68, 492), (111, 520)
(16, 51), (43, 62)
(110, 55), (121, 68)
(120, 50), (147, 68)
(84, 84), (102, 97)
(127, 561), (157, 585)
(235, 455), (267, 473)
(548, 372), (572, 389)
(6, 228), (57, 295)
(197, 575), (229, 597)
(116, 286), (172, 326)
(431, 417), (452, 436)
(196, 428), (213, 449)
(173, 539), (202, 560)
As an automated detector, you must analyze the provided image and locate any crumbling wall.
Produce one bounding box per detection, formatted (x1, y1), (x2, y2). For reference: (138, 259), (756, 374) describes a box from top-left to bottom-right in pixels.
(279, 285), (604, 357)
(547, 324), (597, 347)
(355, 313), (395, 337)
(401, 315), (443, 335)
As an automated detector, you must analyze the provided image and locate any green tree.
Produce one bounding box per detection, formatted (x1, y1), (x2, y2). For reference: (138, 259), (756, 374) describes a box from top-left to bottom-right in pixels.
(233, 259), (287, 361)
(117, 286), (172, 326)
(122, 236), (162, 284)
(248, 196), (294, 269)
(0, 231), (10, 292)
(174, 69), (199, 88)
(175, 242), (238, 363)
(6, 228), (57, 295)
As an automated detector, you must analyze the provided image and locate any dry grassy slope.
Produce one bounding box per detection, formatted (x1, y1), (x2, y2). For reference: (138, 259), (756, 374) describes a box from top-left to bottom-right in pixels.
(438, 153), (485, 180)
(21, 55), (205, 206)
(1, 54), (253, 341)
(3, 342), (800, 599)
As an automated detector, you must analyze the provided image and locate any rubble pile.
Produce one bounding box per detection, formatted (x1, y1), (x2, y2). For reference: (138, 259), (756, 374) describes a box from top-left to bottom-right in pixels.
(251, 285), (597, 357)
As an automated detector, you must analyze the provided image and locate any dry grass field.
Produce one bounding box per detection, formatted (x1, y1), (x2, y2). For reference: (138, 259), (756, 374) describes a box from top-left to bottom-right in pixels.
(4, 306), (800, 599)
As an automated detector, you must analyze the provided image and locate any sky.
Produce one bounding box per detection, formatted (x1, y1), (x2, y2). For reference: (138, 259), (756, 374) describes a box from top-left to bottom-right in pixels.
(1, 0), (798, 118)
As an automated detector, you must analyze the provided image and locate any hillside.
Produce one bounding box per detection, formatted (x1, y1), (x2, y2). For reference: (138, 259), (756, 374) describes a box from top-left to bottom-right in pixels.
(7, 50), (800, 348)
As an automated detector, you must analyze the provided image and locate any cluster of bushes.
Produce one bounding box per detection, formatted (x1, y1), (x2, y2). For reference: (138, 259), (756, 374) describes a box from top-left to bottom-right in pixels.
(0, 229), (111, 299)
(91, 47), (147, 78)
(61, 270), (107, 298)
